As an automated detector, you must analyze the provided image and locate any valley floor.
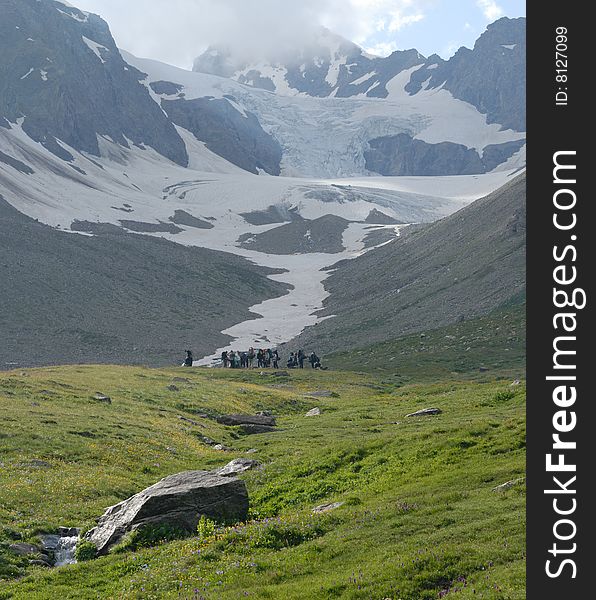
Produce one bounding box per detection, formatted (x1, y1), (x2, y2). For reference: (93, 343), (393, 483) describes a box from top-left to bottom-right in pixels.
(0, 365), (525, 599)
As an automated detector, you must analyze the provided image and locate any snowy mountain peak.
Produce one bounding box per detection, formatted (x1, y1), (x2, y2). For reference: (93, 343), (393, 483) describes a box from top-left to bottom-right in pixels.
(193, 26), (424, 99)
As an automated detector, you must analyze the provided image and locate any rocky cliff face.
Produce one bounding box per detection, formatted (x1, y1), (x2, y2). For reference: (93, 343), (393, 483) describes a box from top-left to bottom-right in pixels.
(406, 17), (526, 131)
(365, 134), (526, 176)
(0, 0), (188, 165)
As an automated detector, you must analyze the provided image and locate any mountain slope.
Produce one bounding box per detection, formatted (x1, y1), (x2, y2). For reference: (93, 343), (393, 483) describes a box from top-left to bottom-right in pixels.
(0, 0), (188, 166)
(0, 195), (289, 368)
(286, 172), (526, 356)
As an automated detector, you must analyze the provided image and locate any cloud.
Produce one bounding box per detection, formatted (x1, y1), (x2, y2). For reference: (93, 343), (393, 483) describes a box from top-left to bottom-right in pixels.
(387, 10), (425, 32)
(72, 0), (433, 66)
(476, 0), (504, 21)
(365, 41), (399, 56)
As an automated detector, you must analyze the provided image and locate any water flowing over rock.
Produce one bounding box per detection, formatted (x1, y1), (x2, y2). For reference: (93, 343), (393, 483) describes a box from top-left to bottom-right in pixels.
(85, 471), (248, 555)
(40, 532), (80, 567)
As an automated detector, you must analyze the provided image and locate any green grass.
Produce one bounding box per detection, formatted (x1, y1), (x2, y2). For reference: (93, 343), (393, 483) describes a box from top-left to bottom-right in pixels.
(0, 365), (525, 599)
(324, 304), (526, 381)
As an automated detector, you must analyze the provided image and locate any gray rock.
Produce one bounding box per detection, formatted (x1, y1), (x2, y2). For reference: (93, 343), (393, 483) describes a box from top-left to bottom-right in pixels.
(85, 471), (248, 555)
(312, 502), (344, 513)
(213, 444), (233, 451)
(19, 459), (52, 469)
(9, 542), (43, 556)
(217, 414), (276, 427)
(28, 559), (52, 568)
(217, 458), (261, 477)
(305, 407), (321, 417)
(167, 384), (179, 392)
(492, 477), (525, 492)
(245, 448), (258, 454)
(239, 424), (277, 435)
(177, 415), (205, 428)
(93, 393), (111, 404)
(405, 408), (442, 417)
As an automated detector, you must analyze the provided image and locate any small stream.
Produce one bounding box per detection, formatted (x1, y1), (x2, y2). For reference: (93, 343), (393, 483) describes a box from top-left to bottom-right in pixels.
(41, 532), (79, 567)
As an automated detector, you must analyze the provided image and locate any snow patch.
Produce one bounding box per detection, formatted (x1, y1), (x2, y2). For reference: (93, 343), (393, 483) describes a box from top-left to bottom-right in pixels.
(20, 68), (34, 80)
(501, 44), (517, 50)
(82, 36), (109, 64)
(56, 7), (88, 22)
(350, 71), (377, 86)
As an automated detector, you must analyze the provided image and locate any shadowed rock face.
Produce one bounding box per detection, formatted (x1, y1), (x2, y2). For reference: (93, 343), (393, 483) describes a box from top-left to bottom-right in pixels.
(161, 97), (282, 176)
(85, 471), (248, 554)
(365, 134), (525, 176)
(238, 214), (350, 255)
(0, 0), (188, 166)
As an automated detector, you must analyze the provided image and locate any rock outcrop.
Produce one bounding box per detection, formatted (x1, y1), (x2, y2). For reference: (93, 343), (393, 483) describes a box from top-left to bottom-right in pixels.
(217, 414), (276, 427)
(85, 471), (248, 555)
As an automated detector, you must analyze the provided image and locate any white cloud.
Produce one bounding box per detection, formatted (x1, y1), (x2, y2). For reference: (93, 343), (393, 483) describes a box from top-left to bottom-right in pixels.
(387, 10), (425, 32)
(70, 0), (432, 67)
(476, 0), (504, 21)
(365, 41), (399, 56)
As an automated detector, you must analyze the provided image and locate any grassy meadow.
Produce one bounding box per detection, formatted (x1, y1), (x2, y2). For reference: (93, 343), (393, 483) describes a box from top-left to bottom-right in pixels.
(0, 365), (525, 599)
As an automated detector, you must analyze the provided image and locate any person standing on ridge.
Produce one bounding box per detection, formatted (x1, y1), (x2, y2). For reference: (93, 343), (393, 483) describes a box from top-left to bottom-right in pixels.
(183, 350), (193, 367)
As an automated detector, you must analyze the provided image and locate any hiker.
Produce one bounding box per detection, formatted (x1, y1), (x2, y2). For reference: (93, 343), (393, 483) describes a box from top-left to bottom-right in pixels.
(228, 350), (236, 368)
(183, 350), (193, 367)
(257, 349), (264, 368)
(287, 352), (296, 368)
(272, 349), (280, 369)
(221, 351), (229, 368)
(298, 349), (305, 369)
(241, 352), (248, 368)
(234, 351), (241, 368)
(309, 352), (318, 368)
(248, 347), (255, 368)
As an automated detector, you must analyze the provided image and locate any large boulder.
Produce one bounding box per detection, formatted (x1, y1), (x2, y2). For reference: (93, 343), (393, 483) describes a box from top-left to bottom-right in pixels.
(217, 414), (276, 427)
(85, 471), (248, 555)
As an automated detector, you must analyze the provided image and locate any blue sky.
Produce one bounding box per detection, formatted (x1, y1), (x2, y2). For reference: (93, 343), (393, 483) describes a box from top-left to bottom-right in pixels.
(351, 0), (526, 58)
(70, 0), (526, 69)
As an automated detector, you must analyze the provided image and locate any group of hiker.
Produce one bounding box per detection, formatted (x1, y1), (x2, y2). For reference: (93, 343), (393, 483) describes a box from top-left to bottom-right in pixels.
(182, 348), (325, 369)
(220, 348), (323, 370)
